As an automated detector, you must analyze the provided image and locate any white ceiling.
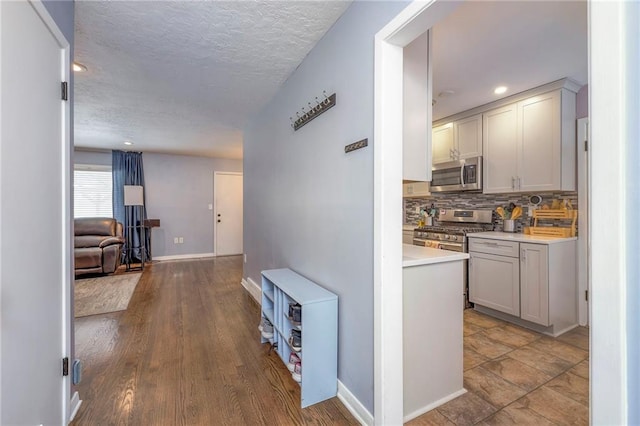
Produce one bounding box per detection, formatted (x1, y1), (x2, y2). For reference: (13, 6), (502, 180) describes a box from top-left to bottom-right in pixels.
(74, 1), (351, 159)
(74, 1), (587, 158)
(432, 1), (587, 121)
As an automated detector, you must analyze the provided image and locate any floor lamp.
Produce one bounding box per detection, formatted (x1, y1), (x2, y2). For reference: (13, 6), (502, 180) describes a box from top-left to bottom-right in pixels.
(124, 185), (145, 271)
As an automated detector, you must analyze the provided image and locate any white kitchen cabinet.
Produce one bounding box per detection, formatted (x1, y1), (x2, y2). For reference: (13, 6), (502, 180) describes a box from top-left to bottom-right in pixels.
(469, 248), (520, 317)
(520, 243), (549, 325)
(403, 181), (430, 198)
(454, 114), (483, 160)
(482, 104), (518, 192)
(432, 123), (454, 164)
(468, 234), (577, 336)
(483, 87), (577, 193)
(432, 114), (482, 165)
(403, 32), (432, 182)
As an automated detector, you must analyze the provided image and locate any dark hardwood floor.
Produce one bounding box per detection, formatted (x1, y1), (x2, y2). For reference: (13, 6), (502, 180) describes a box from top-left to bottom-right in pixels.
(72, 256), (357, 425)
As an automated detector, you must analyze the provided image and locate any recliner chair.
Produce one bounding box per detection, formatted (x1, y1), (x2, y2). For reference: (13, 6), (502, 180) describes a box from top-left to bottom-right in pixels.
(74, 218), (125, 276)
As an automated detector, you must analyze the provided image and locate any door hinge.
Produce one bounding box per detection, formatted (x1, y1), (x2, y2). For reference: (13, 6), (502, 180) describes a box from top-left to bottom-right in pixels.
(585, 289), (589, 301)
(62, 357), (69, 376)
(584, 139), (588, 152)
(61, 81), (68, 101)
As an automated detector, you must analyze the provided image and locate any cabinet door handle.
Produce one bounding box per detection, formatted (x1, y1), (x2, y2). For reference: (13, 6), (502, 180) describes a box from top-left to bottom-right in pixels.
(521, 249), (526, 261)
(511, 176), (516, 190)
(518, 176), (522, 189)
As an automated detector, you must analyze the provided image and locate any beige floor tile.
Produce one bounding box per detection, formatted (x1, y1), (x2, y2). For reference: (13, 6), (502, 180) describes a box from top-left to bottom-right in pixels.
(482, 326), (539, 348)
(527, 337), (589, 364)
(570, 359), (589, 380)
(464, 321), (484, 336)
(436, 391), (497, 426)
(479, 399), (555, 425)
(464, 347), (489, 371)
(463, 366), (528, 408)
(464, 310), (506, 329)
(544, 372), (589, 406)
(506, 346), (575, 377)
(465, 333), (514, 359)
(502, 324), (542, 342)
(557, 327), (590, 351)
(406, 409), (455, 426)
(520, 386), (589, 425)
(482, 356), (553, 391)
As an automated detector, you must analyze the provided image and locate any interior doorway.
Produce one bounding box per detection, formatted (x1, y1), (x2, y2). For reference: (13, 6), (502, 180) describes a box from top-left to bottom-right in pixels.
(214, 172), (243, 256)
(0, 0), (72, 423)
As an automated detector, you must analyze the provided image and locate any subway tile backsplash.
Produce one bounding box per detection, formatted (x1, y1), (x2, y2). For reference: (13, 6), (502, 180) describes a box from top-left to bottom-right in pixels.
(404, 191), (579, 234)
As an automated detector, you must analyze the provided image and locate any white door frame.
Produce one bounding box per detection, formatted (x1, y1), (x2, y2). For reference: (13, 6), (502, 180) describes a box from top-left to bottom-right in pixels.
(373, 1), (459, 423)
(576, 117), (589, 326)
(213, 171), (243, 256)
(589, 1), (638, 424)
(0, 0), (73, 423)
(376, 0), (639, 424)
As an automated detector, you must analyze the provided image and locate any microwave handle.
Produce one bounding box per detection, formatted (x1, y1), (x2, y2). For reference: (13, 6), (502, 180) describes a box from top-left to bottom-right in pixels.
(460, 161), (466, 187)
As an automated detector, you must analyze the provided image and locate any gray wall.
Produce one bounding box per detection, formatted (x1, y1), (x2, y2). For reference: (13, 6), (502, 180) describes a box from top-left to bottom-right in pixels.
(144, 153), (242, 258)
(74, 149), (242, 258)
(243, 1), (408, 414)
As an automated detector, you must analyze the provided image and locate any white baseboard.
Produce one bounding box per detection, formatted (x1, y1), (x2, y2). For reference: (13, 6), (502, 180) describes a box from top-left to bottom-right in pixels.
(153, 253), (215, 262)
(403, 388), (466, 423)
(241, 277), (261, 304)
(68, 391), (82, 422)
(337, 380), (373, 426)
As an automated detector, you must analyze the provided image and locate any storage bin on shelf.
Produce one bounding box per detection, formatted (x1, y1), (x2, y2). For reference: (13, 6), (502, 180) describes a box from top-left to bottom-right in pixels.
(524, 209), (577, 237)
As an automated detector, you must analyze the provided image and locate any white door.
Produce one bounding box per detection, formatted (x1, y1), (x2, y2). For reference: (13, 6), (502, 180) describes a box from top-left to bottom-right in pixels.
(520, 243), (550, 326)
(0, 1), (71, 424)
(431, 123), (454, 164)
(482, 104), (518, 193)
(215, 172), (243, 256)
(469, 251), (520, 316)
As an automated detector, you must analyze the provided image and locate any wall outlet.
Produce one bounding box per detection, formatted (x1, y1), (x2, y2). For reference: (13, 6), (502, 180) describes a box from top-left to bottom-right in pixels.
(174, 237), (179, 244)
(179, 237), (184, 244)
(415, 206), (420, 213)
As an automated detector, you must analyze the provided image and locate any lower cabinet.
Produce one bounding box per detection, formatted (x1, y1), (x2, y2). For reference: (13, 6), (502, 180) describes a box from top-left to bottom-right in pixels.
(469, 251), (520, 316)
(520, 243), (549, 325)
(260, 268), (338, 408)
(469, 237), (576, 334)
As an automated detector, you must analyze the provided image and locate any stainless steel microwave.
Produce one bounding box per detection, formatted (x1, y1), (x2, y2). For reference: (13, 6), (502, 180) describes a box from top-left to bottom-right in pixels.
(430, 156), (482, 192)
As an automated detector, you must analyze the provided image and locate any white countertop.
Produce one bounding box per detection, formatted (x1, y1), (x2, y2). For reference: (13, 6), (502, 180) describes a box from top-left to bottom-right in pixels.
(403, 244), (469, 267)
(467, 231), (577, 244)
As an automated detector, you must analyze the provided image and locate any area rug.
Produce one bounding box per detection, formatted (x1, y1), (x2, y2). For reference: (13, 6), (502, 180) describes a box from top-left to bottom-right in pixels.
(75, 273), (142, 318)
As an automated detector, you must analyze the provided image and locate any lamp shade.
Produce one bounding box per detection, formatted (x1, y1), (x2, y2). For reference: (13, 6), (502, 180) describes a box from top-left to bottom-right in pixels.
(124, 185), (144, 206)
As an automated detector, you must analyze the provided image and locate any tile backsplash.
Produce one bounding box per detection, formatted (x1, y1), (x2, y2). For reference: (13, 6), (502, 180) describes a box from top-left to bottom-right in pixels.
(404, 191), (579, 234)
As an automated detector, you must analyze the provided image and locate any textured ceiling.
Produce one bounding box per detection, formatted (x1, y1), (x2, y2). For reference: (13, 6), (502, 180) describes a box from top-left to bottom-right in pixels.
(74, 1), (351, 159)
(432, 1), (587, 121)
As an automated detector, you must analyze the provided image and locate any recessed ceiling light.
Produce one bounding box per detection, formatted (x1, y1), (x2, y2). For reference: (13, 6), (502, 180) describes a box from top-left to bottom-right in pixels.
(73, 62), (87, 72)
(124, 141), (133, 146)
(494, 86), (508, 95)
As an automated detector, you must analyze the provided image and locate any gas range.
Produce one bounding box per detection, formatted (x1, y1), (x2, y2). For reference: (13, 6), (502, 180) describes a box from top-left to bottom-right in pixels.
(412, 209), (493, 249)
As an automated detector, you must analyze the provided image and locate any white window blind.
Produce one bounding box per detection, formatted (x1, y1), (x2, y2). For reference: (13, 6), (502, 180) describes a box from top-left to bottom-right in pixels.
(74, 166), (113, 218)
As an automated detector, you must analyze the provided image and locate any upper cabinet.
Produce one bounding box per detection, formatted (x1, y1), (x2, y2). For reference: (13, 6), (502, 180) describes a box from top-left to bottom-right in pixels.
(432, 114), (482, 165)
(403, 32), (432, 182)
(483, 86), (577, 193)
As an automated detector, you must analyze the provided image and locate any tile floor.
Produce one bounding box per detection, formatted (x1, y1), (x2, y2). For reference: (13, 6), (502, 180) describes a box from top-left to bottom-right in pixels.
(408, 309), (589, 425)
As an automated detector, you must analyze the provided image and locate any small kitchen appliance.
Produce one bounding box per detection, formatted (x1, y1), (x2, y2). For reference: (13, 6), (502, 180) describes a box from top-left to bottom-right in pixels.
(430, 156), (483, 192)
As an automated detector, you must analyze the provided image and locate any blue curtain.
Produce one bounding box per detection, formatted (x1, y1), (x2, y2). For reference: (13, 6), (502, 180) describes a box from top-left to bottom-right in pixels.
(112, 150), (150, 261)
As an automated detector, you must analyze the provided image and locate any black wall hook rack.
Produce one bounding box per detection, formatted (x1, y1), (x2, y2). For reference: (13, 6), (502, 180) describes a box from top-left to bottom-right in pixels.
(290, 91), (336, 131)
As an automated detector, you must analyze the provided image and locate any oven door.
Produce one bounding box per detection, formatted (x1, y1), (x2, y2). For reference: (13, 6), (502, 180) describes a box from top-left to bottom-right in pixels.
(413, 238), (464, 252)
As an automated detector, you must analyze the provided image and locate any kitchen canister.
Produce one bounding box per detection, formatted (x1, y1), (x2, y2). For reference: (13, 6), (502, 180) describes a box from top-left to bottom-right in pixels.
(503, 219), (515, 232)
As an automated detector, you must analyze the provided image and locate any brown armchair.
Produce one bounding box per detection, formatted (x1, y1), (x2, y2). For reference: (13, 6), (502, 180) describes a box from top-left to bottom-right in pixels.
(74, 218), (125, 277)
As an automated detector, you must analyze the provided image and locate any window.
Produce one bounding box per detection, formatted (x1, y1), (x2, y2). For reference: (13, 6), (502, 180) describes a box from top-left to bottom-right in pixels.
(74, 165), (113, 218)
